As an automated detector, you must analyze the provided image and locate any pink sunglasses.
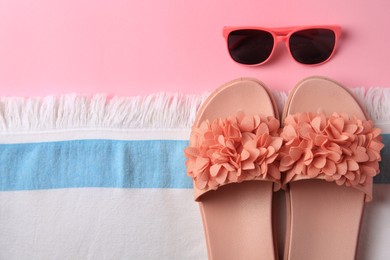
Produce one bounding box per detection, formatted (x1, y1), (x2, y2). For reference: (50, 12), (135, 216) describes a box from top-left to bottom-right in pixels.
(223, 25), (342, 65)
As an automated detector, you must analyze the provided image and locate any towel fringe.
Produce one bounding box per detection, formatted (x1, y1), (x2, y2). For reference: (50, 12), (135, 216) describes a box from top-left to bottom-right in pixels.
(353, 87), (390, 123)
(0, 88), (388, 132)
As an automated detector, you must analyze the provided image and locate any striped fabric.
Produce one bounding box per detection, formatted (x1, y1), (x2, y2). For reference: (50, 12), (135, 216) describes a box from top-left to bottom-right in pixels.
(0, 129), (207, 260)
(0, 91), (389, 260)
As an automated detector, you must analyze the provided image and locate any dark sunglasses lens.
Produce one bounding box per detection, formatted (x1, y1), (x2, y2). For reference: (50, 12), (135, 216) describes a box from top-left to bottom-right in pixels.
(289, 29), (336, 64)
(227, 30), (274, 65)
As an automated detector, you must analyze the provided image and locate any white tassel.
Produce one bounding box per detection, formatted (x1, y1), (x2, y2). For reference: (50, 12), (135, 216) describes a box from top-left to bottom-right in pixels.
(0, 88), (388, 132)
(352, 87), (390, 123)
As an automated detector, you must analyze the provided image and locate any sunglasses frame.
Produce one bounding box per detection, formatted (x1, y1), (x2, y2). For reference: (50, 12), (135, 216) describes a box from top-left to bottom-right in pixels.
(223, 25), (342, 66)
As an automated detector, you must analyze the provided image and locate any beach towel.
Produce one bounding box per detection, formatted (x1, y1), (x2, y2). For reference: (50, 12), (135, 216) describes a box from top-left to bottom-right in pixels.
(0, 89), (389, 259)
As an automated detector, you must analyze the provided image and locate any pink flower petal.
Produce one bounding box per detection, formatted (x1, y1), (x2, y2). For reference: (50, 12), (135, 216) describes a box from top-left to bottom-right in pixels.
(283, 170), (296, 184)
(257, 122), (270, 135)
(359, 174), (367, 184)
(184, 147), (199, 158)
(344, 124), (358, 134)
(293, 158), (305, 174)
(360, 165), (377, 177)
(266, 153), (278, 164)
(283, 125), (298, 140)
(210, 164), (221, 177)
(332, 117), (345, 132)
(208, 178), (219, 190)
(248, 164), (261, 177)
(241, 149), (250, 161)
(267, 146), (276, 157)
(370, 140), (385, 151)
(332, 173), (342, 180)
(227, 171), (238, 182)
(267, 118), (280, 133)
(308, 164), (320, 178)
(270, 137), (283, 151)
(215, 168), (228, 184)
(240, 115), (255, 132)
(268, 164), (281, 179)
(347, 159), (359, 171)
(335, 177), (346, 186)
(323, 161), (336, 175)
(195, 171), (209, 189)
(314, 135), (328, 146)
(336, 160), (348, 175)
(298, 125), (311, 139)
(311, 116), (322, 132)
(290, 147), (303, 161)
(352, 146), (369, 162)
(367, 149), (381, 161)
(280, 156), (294, 167)
(242, 160), (255, 170)
(222, 163), (235, 172)
(196, 157), (210, 172)
(313, 156), (326, 168)
(303, 149), (314, 165)
(345, 171), (356, 180)
(326, 150), (342, 162)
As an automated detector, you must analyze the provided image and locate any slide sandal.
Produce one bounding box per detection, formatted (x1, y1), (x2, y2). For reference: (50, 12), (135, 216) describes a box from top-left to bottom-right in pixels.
(280, 76), (384, 260)
(184, 78), (282, 259)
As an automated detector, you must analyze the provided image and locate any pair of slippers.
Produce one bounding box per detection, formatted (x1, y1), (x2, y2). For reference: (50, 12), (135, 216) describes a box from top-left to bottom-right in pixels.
(184, 76), (384, 260)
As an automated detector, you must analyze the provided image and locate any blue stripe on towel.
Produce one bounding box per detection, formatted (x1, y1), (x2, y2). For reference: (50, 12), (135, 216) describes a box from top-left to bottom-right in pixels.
(0, 135), (389, 191)
(376, 134), (390, 184)
(0, 139), (192, 191)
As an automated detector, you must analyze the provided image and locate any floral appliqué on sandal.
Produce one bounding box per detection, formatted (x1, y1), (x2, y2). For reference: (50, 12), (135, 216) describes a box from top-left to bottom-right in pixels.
(185, 112), (283, 190)
(279, 112), (384, 192)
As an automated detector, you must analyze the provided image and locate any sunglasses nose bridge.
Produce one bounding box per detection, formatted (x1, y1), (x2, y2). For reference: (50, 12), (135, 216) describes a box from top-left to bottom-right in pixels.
(275, 35), (289, 45)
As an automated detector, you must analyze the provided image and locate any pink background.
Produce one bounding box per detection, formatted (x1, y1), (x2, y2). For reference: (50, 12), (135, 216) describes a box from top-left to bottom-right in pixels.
(0, 0), (389, 97)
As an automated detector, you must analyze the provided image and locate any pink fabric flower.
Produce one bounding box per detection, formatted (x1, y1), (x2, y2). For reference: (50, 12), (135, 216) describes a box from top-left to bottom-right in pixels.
(279, 112), (384, 187)
(184, 112), (282, 190)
